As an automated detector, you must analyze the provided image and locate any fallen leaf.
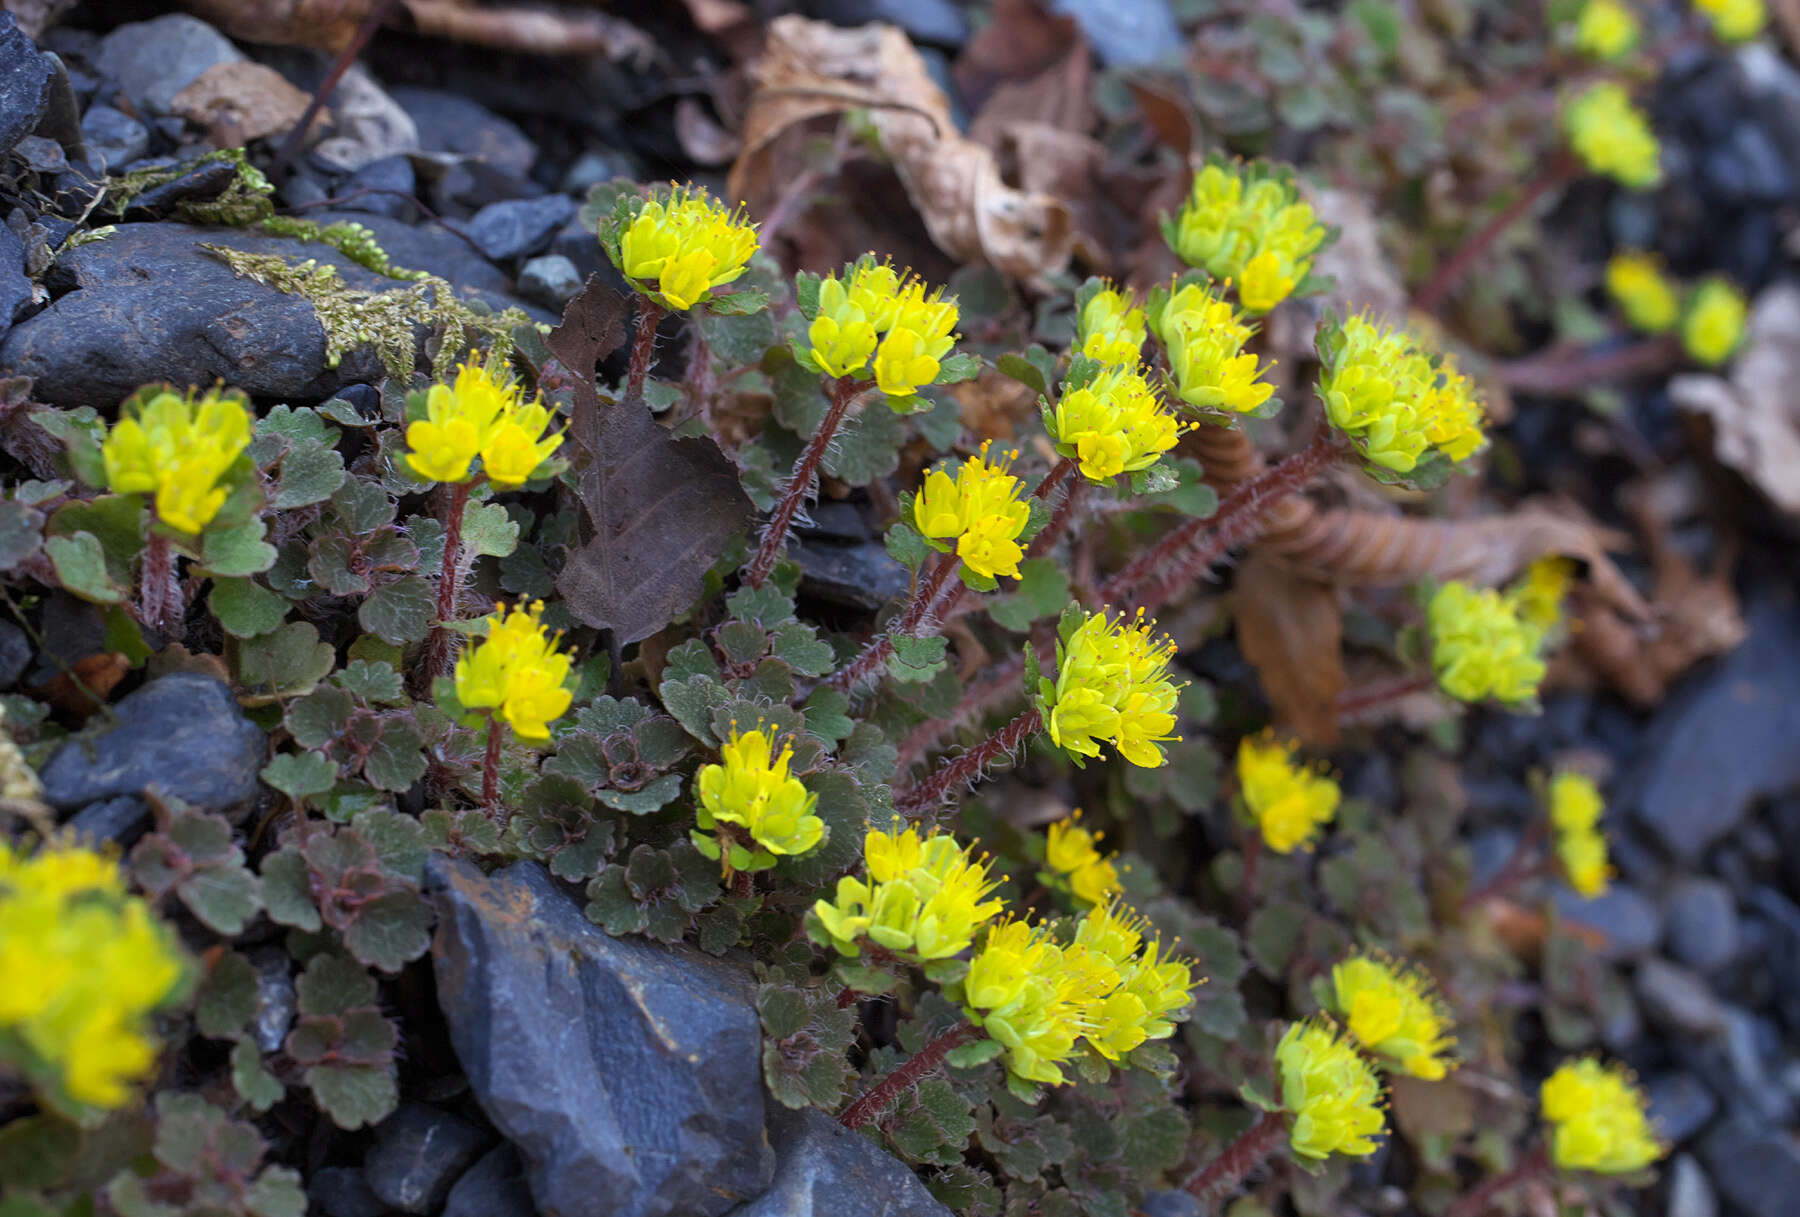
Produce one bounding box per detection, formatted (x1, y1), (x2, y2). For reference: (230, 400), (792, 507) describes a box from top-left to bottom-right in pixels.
(675, 96), (742, 166)
(968, 43), (1092, 147)
(183, 0), (656, 61)
(1387, 1075), (1475, 1148)
(729, 16), (1075, 281)
(182, 0), (368, 53)
(171, 60), (327, 147)
(953, 0), (1079, 112)
(548, 278), (754, 645)
(1233, 549), (1345, 747)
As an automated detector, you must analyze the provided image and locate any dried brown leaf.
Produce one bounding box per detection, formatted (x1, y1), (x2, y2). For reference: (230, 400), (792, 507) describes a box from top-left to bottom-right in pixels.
(171, 61), (325, 147)
(952, 0), (1079, 112)
(182, 0), (369, 52)
(1233, 550), (1345, 747)
(183, 0), (655, 60)
(674, 96), (741, 166)
(1388, 1075), (1475, 1148)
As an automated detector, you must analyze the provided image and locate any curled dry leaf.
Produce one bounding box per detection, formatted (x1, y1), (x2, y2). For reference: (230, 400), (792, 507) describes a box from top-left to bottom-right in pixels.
(1669, 282), (1800, 519)
(729, 16), (1075, 280)
(171, 61), (326, 148)
(1232, 550), (1345, 746)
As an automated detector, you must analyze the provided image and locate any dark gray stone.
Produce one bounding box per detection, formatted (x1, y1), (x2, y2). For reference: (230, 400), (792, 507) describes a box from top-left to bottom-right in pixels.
(1553, 884), (1662, 960)
(1047, 0), (1181, 67)
(562, 149), (631, 195)
(1636, 958), (1728, 1038)
(1699, 1116), (1800, 1217)
(803, 0), (968, 47)
(1667, 879), (1741, 972)
(517, 254), (583, 311)
(1669, 1154), (1719, 1217)
(463, 195), (576, 263)
(0, 619), (28, 688)
(1630, 598), (1800, 864)
(792, 540), (910, 612)
(443, 1145), (535, 1217)
(13, 133), (64, 174)
(1648, 1072), (1719, 1145)
(309, 1166), (386, 1217)
(93, 14), (245, 116)
(38, 672), (264, 816)
(338, 154), (417, 221)
(80, 104), (147, 169)
(1137, 1192), (1202, 1217)
(1702, 123), (1793, 205)
(391, 87), (536, 179)
(1747, 887), (1800, 1036)
(429, 857), (775, 1217)
(723, 1107), (952, 1217)
(64, 795), (150, 849)
(550, 216), (610, 286)
(250, 946), (296, 1056)
(1719, 1007), (1795, 1124)
(0, 12), (54, 157)
(364, 1103), (492, 1215)
(0, 223), (31, 330)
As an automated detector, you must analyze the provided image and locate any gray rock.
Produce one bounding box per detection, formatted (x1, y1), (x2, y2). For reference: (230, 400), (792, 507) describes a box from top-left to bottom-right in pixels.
(1553, 884), (1663, 960)
(250, 947), (296, 1056)
(38, 673), (264, 816)
(429, 857), (775, 1217)
(1667, 879), (1741, 973)
(1703, 122), (1793, 205)
(443, 1145), (535, 1217)
(1747, 887), (1800, 1036)
(792, 540), (911, 612)
(1699, 1116), (1800, 1217)
(1648, 1072), (1718, 1145)
(724, 1107), (952, 1217)
(1630, 598), (1800, 863)
(0, 619), (28, 687)
(0, 223), (31, 330)
(363, 1103), (492, 1215)
(64, 795), (151, 848)
(517, 254), (583, 311)
(1137, 1192), (1202, 1217)
(80, 104), (147, 169)
(1669, 1154), (1719, 1217)
(308, 63), (418, 173)
(1, 14), (54, 158)
(391, 87), (536, 179)
(1636, 958), (1729, 1038)
(1720, 1007), (1794, 1124)
(1048, 0), (1182, 67)
(308, 1166), (386, 1217)
(93, 14), (245, 116)
(562, 149), (631, 195)
(550, 216), (610, 285)
(338, 154), (417, 221)
(464, 195), (576, 263)
(803, 0), (968, 47)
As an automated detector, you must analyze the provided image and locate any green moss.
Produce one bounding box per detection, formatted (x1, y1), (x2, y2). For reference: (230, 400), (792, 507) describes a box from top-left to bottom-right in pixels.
(108, 147), (275, 227)
(257, 217), (428, 281)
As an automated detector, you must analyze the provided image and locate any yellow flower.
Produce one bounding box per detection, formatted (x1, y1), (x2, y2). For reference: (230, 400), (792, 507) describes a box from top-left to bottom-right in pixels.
(616, 185), (758, 311)
(1564, 82), (1662, 189)
(1047, 364), (1188, 482)
(452, 600), (573, 740)
(1275, 1019), (1386, 1160)
(1329, 954), (1456, 1080)
(1694, 0), (1765, 41)
(406, 355), (562, 488)
(1164, 160), (1327, 314)
(801, 261), (959, 398)
(963, 918), (1096, 1085)
(1549, 770), (1611, 897)
(1152, 281), (1276, 415)
(1040, 607), (1182, 768)
(693, 727), (824, 872)
(1682, 277), (1748, 366)
(1509, 555), (1576, 635)
(100, 386), (253, 534)
(1042, 811), (1121, 906)
(1605, 251), (1680, 333)
(1237, 735), (1340, 854)
(811, 822), (1004, 961)
(0, 838), (186, 1113)
(1427, 581), (1548, 706)
(1317, 314), (1486, 473)
(480, 399), (564, 491)
(911, 447), (1031, 581)
(1541, 1057), (1663, 1173)
(1574, 0), (1641, 60)
(1078, 283), (1148, 365)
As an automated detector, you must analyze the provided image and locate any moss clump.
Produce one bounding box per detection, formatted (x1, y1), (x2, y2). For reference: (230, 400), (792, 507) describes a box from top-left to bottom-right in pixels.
(257, 217), (428, 281)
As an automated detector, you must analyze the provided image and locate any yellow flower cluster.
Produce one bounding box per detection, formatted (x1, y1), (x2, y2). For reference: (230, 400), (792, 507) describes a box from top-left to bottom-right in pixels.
(0, 838), (186, 1111)
(1549, 770), (1611, 898)
(1275, 1019), (1386, 1160)
(1509, 555), (1575, 635)
(912, 447), (1031, 581)
(1574, 0), (1641, 60)
(101, 387), (253, 534)
(1329, 954), (1457, 1080)
(961, 903), (1194, 1085)
(1427, 581), (1548, 706)
(617, 185), (759, 311)
(802, 261), (959, 399)
(812, 822), (1005, 961)
(1165, 161), (1327, 314)
(1046, 364), (1188, 482)
(1540, 1057), (1663, 1173)
(1152, 282), (1276, 416)
(1237, 736), (1340, 855)
(1041, 811), (1121, 906)
(405, 356), (563, 489)
(1040, 607), (1182, 769)
(1682, 277), (1748, 366)
(1605, 251), (1680, 333)
(1694, 0), (1766, 41)
(453, 600), (573, 740)
(693, 727), (823, 874)
(1317, 314), (1486, 473)
(1564, 83), (1662, 189)
(1077, 283), (1148, 366)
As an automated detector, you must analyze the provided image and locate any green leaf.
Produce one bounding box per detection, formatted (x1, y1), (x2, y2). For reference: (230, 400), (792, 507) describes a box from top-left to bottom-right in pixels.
(889, 1078), (975, 1165)
(340, 890), (433, 973)
(273, 440), (346, 509)
(210, 577), (288, 638)
(232, 1039), (285, 1113)
(663, 637), (722, 683)
(802, 686), (853, 745)
(259, 849), (321, 932)
(295, 953), (378, 1016)
(362, 716), (427, 792)
(359, 576), (433, 644)
(306, 1061), (398, 1130)
(238, 621), (336, 698)
(245, 1165), (306, 1217)
(822, 403), (903, 486)
(0, 498), (44, 570)
(769, 622), (833, 676)
(884, 521), (929, 571)
(988, 558), (1071, 631)
(197, 519), (278, 577)
(460, 500), (520, 558)
(1246, 901), (1306, 977)
(262, 751), (337, 800)
(195, 952), (260, 1038)
(715, 619), (768, 666)
(45, 532), (124, 603)
(659, 674), (730, 744)
(329, 479), (395, 533)
(353, 808), (429, 883)
(946, 1038), (1005, 1068)
(705, 287), (770, 317)
(336, 659), (405, 704)
(286, 685), (354, 748)
(887, 634), (947, 683)
(595, 772), (685, 814)
(700, 307), (776, 367)
(180, 862), (263, 936)
(933, 351), (982, 385)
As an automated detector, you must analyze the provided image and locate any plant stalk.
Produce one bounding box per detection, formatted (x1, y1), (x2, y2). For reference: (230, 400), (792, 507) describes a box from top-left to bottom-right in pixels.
(1027, 474), (1086, 560)
(1183, 1109), (1290, 1204)
(140, 529), (173, 633)
(895, 706), (1043, 815)
(838, 1023), (980, 1130)
(1461, 821), (1550, 915)
(425, 479), (473, 680)
(1498, 334), (1683, 395)
(626, 299), (665, 403)
(1414, 153), (1576, 315)
(1335, 671), (1438, 722)
(1445, 1143), (1551, 1217)
(827, 552), (962, 693)
(482, 715), (504, 817)
(747, 375), (859, 589)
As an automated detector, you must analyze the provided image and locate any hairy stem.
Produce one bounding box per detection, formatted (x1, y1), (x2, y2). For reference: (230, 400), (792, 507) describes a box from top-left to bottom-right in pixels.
(1335, 671), (1438, 722)
(140, 529), (172, 633)
(1498, 334), (1683, 395)
(626, 299), (665, 403)
(1445, 1143), (1550, 1217)
(839, 1023), (980, 1130)
(747, 375), (859, 589)
(425, 479), (473, 681)
(482, 715), (504, 818)
(828, 552), (961, 692)
(895, 706), (1043, 816)
(1027, 473), (1087, 560)
(1183, 1109), (1289, 1204)
(1414, 153), (1576, 315)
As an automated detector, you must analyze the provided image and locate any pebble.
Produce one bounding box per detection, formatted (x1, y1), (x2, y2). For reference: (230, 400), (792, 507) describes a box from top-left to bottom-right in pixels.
(1700, 1116), (1800, 1217)
(1553, 884), (1663, 960)
(1668, 1154), (1720, 1217)
(63, 795), (151, 848)
(806, 0), (969, 48)
(390, 86), (537, 180)
(1636, 958), (1729, 1038)
(463, 194), (577, 263)
(307, 1166), (386, 1217)
(362, 1103), (492, 1215)
(0, 619), (28, 687)
(517, 254), (583, 311)
(37, 672), (265, 818)
(0, 225), (30, 334)
(1748, 886), (1800, 1036)
(442, 1145), (535, 1217)
(0, 11), (54, 157)
(724, 1107), (954, 1217)
(79, 103), (148, 169)
(308, 63), (419, 173)
(792, 539), (911, 612)
(1666, 878), (1741, 973)
(93, 13), (245, 116)
(1646, 1072), (1719, 1145)
(561, 148), (632, 195)
(337, 154), (417, 222)
(1047, 0), (1183, 67)
(1137, 1192), (1202, 1217)
(251, 947), (297, 1056)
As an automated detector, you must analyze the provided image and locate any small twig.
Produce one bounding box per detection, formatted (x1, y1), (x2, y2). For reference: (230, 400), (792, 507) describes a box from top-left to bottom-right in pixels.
(1026, 458), (1085, 560)
(838, 1023), (979, 1130)
(1415, 153), (1577, 316)
(1445, 1143), (1551, 1217)
(894, 707), (1043, 816)
(270, 0), (398, 180)
(746, 375), (860, 589)
(1183, 1109), (1290, 1205)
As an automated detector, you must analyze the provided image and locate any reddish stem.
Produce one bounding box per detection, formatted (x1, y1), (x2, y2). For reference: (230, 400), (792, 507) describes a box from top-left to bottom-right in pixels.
(1335, 671), (1437, 721)
(1183, 1109), (1290, 1204)
(1461, 821), (1550, 915)
(1033, 455), (1078, 502)
(894, 706), (1043, 815)
(839, 1023), (980, 1130)
(270, 0), (396, 179)
(425, 479), (473, 680)
(140, 529), (172, 632)
(1027, 476), (1086, 561)
(828, 552), (962, 693)
(1414, 153), (1576, 316)
(747, 375), (859, 589)
(626, 300), (665, 403)
(1445, 1143), (1550, 1217)
(482, 715), (503, 817)
(1498, 334), (1683, 395)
